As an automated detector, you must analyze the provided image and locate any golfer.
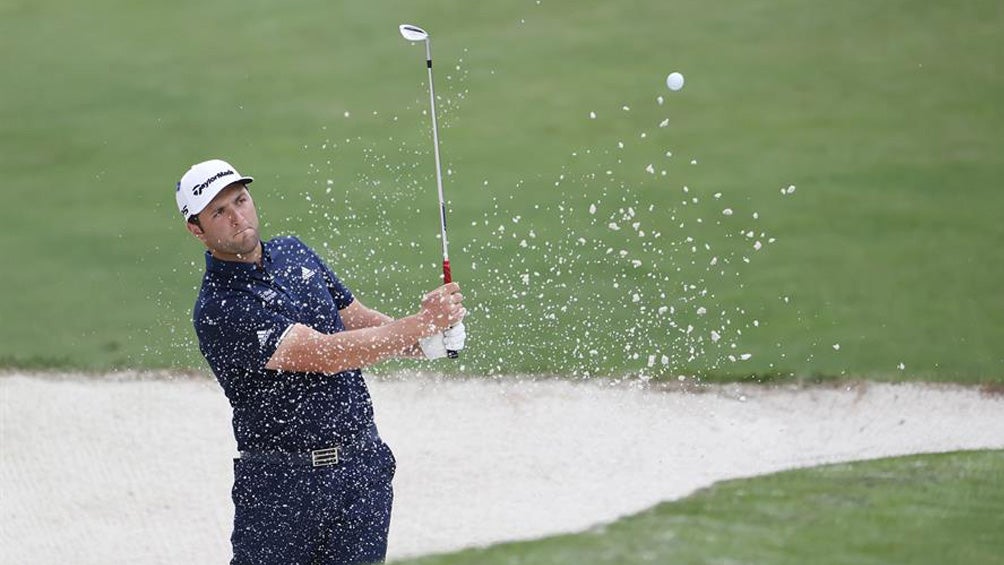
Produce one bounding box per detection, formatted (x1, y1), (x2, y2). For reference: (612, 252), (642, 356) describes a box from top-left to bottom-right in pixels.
(176, 158), (467, 565)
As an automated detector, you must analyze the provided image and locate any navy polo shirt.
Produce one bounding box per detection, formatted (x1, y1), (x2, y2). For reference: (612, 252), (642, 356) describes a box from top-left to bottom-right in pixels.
(193, 235), (377, 452)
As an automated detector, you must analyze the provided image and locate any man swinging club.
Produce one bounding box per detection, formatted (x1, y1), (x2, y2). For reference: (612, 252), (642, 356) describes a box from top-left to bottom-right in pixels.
(176, 158), (467, 564)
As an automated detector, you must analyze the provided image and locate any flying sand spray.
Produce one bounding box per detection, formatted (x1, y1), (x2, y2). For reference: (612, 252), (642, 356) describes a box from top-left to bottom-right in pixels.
(399, 24), (459, 359)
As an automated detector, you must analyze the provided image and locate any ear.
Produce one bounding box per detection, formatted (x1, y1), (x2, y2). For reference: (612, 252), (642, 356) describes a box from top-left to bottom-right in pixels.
(185, 220), (205, 240)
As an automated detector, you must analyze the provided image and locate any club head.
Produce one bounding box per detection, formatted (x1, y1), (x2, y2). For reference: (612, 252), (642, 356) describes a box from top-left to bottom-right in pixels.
(399, 24), (429, 42)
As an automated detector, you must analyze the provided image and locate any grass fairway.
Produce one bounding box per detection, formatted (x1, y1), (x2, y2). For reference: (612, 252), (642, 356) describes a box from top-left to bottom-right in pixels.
(391, 450), (1004, 565)
(1, 0), (1002, 381)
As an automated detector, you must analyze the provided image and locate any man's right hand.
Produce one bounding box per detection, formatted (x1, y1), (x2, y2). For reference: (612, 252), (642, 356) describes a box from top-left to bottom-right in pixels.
(419, 282), (466, 333)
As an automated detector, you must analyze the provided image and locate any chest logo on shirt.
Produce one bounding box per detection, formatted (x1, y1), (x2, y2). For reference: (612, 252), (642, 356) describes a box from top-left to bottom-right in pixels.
(256, 328), (273, 348)
(301, 266), (316, 281)
(260, 289), (278, 303)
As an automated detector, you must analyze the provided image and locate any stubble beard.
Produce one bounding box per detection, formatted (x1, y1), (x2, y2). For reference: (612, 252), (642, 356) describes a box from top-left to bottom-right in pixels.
(214, 227), (260, 259)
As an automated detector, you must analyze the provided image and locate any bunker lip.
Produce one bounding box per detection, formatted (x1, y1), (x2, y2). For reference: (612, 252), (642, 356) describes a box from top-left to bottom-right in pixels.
(2, 372), (1003, 563)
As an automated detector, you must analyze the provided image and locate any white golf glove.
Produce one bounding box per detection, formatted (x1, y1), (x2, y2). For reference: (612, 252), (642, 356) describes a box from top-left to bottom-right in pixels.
(419, 322), (467, 360)
(419, 333), (448, 360)
(443, 322), (466, 352)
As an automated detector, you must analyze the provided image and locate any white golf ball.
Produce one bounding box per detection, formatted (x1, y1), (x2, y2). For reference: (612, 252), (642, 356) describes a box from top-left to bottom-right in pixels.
(666, 72), (685, 91)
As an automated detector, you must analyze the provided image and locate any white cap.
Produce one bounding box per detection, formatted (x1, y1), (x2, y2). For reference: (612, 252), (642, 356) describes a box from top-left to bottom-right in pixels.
(176, 159), (254, 219)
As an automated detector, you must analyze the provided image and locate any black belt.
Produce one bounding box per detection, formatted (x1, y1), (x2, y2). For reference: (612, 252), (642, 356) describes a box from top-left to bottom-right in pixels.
(239, 428), (382, 468)
(240, 446), (342, 467)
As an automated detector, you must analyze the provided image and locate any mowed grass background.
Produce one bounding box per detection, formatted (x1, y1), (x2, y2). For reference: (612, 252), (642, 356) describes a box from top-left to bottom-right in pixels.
(1, 0), (1002, 381)
(390, 450), (1004, 565)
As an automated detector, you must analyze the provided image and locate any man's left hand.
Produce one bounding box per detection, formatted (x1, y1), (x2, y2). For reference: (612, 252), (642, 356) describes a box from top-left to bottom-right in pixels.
(443, 322), (466, 352)
(418, 322), (466, 360)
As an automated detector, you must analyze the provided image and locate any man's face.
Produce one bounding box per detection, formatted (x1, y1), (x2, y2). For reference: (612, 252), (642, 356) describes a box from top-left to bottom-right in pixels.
(186, 182), (260, 260)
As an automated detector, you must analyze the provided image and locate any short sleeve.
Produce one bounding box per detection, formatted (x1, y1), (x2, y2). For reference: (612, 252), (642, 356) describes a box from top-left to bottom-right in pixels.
(321, 264), (354, 310)
(195, 293), (294, 372)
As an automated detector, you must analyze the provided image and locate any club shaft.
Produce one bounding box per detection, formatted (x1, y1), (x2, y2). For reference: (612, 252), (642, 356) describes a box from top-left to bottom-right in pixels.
(424, 40), (450, 271)
(423, 38), (458, 359)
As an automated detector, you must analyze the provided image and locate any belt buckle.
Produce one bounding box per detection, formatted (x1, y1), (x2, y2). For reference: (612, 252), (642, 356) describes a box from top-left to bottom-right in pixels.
(311, 447), (339, 467)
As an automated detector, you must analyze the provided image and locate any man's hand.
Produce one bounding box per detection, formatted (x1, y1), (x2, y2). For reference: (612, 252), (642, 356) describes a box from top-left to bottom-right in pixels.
(419, 282), (466, 333)
(418, 321), (467, 360)
(418, 333), (448, 360)
(443, 322), (466, 352)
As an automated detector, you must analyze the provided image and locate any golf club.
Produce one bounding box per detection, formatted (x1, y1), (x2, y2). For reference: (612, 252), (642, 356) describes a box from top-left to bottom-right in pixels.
(399, 23), (459, 359)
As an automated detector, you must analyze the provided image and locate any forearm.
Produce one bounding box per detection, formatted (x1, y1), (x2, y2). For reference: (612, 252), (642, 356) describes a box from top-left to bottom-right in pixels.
(266, 316), (434, 374)
(398, 343), (426, 359)
(340, 299), (395, 330)
(339, 301), (423, 357)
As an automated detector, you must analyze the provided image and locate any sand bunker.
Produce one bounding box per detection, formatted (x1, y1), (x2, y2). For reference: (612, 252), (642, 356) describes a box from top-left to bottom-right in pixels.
(2, 373), (1002, 564)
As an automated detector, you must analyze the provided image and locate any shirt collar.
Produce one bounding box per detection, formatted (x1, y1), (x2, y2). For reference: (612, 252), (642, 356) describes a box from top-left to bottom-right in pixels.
(204, 240), (272, 279)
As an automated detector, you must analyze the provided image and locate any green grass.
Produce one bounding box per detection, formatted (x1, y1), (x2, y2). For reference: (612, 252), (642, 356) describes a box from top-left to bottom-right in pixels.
(1, 0), (1002, 381)
(391, 450), (1004, 565)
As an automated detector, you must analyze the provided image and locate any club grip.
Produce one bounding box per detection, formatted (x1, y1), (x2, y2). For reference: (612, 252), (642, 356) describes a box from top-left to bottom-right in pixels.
(442, 259), (459, 358)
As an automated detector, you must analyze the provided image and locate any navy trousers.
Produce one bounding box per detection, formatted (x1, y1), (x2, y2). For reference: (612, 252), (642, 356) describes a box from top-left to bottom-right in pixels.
(230, 440), (396, 565)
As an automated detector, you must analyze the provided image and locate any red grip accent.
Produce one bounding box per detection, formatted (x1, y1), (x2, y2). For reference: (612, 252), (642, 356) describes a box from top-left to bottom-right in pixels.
(442, 259), (458, 359)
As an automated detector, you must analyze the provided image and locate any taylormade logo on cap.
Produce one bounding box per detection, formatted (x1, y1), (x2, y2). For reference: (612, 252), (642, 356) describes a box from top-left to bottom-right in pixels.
(176, 159), (254, 219)
(192, 169), (235, 196)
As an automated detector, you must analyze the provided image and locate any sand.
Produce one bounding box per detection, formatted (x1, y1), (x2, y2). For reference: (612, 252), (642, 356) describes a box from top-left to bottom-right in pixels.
(2, 372), (1002, 564)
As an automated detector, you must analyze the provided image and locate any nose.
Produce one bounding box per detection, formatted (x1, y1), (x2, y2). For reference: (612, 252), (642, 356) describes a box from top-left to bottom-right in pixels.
(229, 208), (246, 226)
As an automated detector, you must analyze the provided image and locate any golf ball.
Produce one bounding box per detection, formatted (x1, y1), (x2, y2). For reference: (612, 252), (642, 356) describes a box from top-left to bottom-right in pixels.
(666, 72), (685, 91)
